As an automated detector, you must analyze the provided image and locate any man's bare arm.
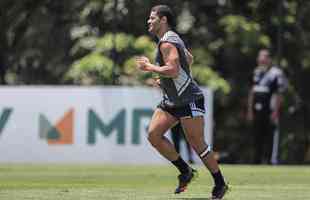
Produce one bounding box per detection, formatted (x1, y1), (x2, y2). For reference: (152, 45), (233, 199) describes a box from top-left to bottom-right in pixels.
(135, 42), (180, 78)
(271, 93), (283, 122)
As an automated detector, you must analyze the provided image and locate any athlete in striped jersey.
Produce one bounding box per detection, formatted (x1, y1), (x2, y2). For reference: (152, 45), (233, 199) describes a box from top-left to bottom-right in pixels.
(136, 5), (228, 199)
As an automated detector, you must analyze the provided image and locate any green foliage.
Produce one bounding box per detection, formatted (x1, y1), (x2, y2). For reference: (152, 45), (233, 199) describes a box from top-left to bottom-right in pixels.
(68, 32), (157, 85)
(0, 0), (85, 84)
(220, 15), (271, 53)
(95, 33), (134, 52)
(67, 53), (114, 85)
(189, 48), (230, 94)
(301, 52), (310, 69)
(191, 48), (214, 66)
(133, 36), (156, 59)
(192, 65), (230, 94)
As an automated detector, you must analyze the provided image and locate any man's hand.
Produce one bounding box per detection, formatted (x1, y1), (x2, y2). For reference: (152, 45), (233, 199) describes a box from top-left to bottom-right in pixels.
(270, 110), (279, 124)
(153, 77), (161, 87)
(270, 94), (282, 124)
(135, 56), (152, 71)
(144, 77), (161, 87)
(246, 110), (254, 122)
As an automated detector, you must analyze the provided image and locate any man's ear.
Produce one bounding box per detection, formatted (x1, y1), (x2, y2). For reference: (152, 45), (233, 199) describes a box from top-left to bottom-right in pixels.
(160, 16), (168, 24)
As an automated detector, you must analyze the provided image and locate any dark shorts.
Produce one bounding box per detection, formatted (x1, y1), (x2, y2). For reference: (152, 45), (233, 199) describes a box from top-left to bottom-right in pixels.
(157, 98), (205, 119)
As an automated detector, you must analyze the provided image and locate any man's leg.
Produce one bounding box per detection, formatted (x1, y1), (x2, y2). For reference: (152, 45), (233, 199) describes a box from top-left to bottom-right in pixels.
(260, 114), (273, 164)
(148, 108), (196, 194)
(148, 108), (179, 161)
(171, 123), (182, 153)
(172, 123), (194, 163)
(180, 117), (222, 173)
(185, 137), (194, 164)
(265, 118), (276, 164)
(271, 121), (280, 165)
(253, 114), (264, 164)
(180, 116), (227, 199)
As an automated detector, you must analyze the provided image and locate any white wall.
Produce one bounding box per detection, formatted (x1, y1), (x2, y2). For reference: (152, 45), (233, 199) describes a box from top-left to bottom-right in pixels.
(0, 86), (213, 164)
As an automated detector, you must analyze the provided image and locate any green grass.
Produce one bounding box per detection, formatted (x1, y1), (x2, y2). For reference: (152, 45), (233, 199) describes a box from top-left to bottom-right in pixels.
(0, 164), (309, 200)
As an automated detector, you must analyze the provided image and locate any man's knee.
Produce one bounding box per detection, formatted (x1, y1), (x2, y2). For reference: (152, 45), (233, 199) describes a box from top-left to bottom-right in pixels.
(187, 136), (207, 152)
(198, 145), (212, 159)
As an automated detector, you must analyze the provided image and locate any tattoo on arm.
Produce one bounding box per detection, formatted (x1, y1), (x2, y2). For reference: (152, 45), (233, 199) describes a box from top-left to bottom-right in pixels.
(158, 42), (180, 77)
(161, 44), (172, 63)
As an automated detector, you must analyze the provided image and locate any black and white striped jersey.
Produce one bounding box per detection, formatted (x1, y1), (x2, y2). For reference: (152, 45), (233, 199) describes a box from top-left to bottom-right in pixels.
(155, 30), (203, 106)
(252, 65), (287, 112)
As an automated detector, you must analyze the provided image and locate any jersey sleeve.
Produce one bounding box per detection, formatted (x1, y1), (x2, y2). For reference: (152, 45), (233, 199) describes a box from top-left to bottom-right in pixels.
(275, 69), (288, 93)
(159, 32), (186, 49)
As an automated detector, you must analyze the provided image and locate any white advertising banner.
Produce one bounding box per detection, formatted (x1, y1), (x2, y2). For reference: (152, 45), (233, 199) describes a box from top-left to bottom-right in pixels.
(0, 86), (213, 164)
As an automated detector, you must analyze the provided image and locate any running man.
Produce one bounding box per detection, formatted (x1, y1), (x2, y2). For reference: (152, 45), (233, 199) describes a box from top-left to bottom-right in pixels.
(136, 5), (228, 199)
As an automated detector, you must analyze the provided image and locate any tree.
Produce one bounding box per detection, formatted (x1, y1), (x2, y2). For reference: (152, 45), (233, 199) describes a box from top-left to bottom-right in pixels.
(0, 0), (85, 84)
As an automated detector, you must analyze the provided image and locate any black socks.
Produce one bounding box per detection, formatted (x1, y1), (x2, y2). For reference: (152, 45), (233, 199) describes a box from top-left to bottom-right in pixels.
(211, 170), (226, 187)
(171, 156), (190, 174)
(172, 157), (226, 187)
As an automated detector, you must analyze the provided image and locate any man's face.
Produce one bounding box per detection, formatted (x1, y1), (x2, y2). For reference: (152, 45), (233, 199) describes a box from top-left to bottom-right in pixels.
(257, 50), (271, 66)
(147, 11), (161, 35)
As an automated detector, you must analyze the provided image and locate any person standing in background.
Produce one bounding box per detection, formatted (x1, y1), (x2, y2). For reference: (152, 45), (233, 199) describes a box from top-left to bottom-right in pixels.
(247, 49), (287, 164)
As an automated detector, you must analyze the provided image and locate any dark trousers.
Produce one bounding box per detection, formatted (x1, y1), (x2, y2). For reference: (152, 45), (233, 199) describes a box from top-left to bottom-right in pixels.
(171, 123), (194, 162)
(253, 111), (275, 164)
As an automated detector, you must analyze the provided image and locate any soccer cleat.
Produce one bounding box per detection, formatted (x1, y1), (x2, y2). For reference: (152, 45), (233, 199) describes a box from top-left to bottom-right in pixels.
(211, 184), (229, 199)
(174, 168), (198, 194)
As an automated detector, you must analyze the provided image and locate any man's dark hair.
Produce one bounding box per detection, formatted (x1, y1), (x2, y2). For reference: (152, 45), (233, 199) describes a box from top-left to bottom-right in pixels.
(259, 48), (272, 58)
(151, 5), (176, 29)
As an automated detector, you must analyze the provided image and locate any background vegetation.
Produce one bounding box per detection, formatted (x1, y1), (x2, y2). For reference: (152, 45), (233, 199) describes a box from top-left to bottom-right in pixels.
(0, 0), (309, 164)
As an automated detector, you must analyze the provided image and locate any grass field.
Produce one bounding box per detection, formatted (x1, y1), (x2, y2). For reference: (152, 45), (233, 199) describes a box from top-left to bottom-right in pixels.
(0, 164), (309, 200)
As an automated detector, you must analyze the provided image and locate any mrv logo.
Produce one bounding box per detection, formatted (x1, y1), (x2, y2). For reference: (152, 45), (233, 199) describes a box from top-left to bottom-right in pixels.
(88, 108), (153, 145)
(39, 108), (153, 145)
(0, 108), (13, 136)
(39, 109), (74, 145)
